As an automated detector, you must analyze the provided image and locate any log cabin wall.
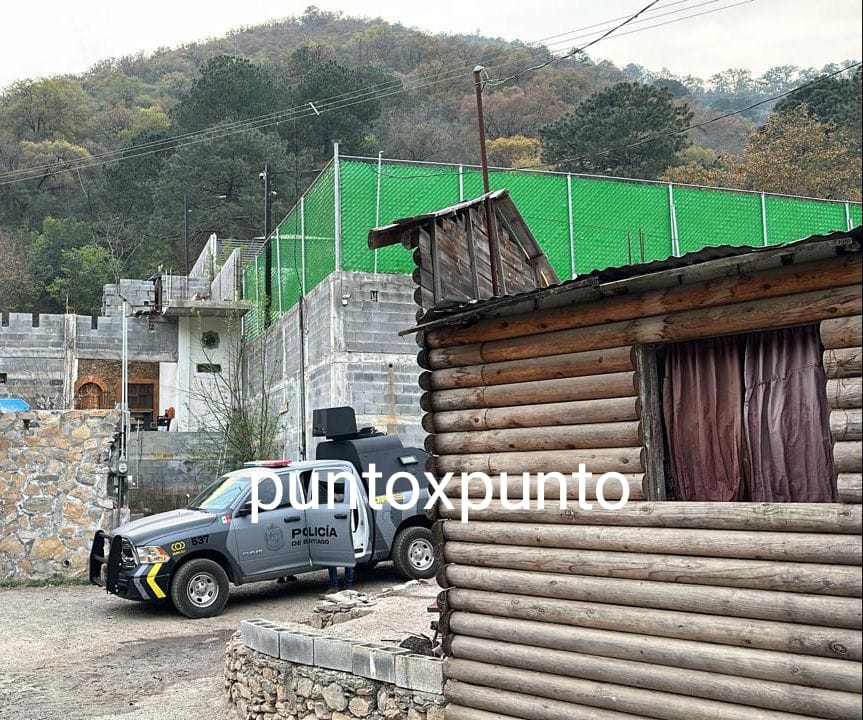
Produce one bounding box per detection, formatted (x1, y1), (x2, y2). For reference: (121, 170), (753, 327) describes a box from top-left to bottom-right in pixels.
(416, 246), (863, 720)
(822, 314), (863, 503)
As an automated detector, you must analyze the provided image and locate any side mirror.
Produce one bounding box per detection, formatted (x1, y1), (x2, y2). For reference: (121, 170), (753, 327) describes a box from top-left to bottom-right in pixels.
(235, 501), (253, 518)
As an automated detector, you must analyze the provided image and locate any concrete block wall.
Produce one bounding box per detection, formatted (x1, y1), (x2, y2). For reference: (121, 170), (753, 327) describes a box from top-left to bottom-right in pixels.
(211, 248), (242, 301)
(1, 314), (70, 408)
(75, 314), (178, 362)
(244, 271), (424, 462)
(102, 279), (156, 316)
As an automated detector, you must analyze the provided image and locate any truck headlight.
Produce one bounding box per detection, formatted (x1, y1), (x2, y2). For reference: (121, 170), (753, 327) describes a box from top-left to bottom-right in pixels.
(136, 545), (170, 564)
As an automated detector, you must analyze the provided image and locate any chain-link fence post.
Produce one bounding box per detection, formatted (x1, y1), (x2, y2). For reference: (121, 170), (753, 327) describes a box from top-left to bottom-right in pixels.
(458, 164), (465, 202)
(300, 196), (306, 296)
(374, 151), (382, 274)
(761, 192), (769, 246)
(846, 202), (853, 231)
(668, 183), (680, 257)
(333, 142), (342, 272)
(275, 227), (283, 315)
(567, 173), (576, 278)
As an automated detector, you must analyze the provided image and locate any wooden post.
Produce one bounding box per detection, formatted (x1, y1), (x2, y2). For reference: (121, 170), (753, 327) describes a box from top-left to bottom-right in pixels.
(635, 344), (667, 500)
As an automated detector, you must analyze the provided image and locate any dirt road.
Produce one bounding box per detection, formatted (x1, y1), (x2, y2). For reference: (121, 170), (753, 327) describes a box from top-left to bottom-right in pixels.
(0, 566), (426, 720)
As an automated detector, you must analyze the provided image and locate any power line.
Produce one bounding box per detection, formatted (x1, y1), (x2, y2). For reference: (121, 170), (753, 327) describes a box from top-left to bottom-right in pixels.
(3, 6), (693, 183)
(0, 0), (728, 185)
(485, 0), (661, 87)
(515, 60), (863, 171)
(0, 0), (753, 186)
(362, 60), (862, 180)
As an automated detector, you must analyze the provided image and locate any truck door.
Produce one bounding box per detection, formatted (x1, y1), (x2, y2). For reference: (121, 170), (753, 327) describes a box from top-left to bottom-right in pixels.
(304, 467), (371, 568)
(231, 471), (311, 577)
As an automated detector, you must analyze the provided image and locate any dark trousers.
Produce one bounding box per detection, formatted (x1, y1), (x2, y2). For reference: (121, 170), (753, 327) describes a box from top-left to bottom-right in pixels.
(327, 566), (354, 587)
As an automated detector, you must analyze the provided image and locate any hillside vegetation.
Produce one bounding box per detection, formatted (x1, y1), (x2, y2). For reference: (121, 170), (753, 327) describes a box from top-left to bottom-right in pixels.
(0, 7), (859, 315)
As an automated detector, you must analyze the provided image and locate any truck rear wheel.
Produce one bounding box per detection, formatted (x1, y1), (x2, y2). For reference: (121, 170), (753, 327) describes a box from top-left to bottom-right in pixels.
(391, 527), (437, 579)
(170, 559), (229, 618)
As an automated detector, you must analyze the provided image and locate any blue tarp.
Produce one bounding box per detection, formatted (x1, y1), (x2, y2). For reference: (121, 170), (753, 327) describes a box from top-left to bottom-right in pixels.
(0, 398), (30, 412)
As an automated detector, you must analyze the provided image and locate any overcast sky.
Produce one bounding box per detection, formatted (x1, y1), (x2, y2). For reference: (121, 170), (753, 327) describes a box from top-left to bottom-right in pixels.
(0, 0), (860, 88)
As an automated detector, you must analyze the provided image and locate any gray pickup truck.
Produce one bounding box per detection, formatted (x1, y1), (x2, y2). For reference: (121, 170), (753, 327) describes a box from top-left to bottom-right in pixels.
(89, 407), (436, 618)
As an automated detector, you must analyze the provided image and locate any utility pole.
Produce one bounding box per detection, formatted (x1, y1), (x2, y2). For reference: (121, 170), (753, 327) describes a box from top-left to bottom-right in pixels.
(262, 164), (274, 325)
(472, 66), (491, 194)
(183, 194), (190, 277)
(263, 163), (273, 238)
(472, 65), (501, 295)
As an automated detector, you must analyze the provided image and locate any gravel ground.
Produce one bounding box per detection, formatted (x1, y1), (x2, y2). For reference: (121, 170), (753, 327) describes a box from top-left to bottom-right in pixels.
(0, 565), (439, 720)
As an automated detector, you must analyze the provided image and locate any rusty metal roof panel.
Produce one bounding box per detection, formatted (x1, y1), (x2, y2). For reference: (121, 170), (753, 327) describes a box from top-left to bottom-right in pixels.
(403, 226), (862, 334)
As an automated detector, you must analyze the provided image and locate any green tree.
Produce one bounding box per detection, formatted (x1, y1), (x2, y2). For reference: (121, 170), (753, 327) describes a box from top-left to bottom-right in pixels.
(664, 106), (860, 200)
(289, 48), (391, 156)
(0, 77), (93, 141)
(149, 126), (293, 261)
(173, 56), (289, 132)
(486, 135), (541, 167)
(47, 244), (117, 314)
(539, 82), (692, 178)
(775, 68), (861, 153)
(0, 229), (39, 311)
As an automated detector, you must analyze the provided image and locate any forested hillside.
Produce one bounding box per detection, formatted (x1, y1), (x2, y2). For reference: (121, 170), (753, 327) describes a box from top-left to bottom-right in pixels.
(0, 7), (859, 315)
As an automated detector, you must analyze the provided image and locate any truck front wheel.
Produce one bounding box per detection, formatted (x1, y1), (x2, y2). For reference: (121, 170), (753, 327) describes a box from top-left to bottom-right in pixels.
(170, 559), (229, 618)
(391, 527), (437, 579)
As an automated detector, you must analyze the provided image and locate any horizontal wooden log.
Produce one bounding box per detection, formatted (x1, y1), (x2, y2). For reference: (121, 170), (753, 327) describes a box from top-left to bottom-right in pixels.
(441, 522), (862, 565)
(826, 377), (863, 409)
(426, 372), (639, 412)
(437, 500), (863, 533)
(443, 542), (862, 595)
(443, 565), (863, 628)
(431, 422), (642, 454)
(427, 285), (862, 369)
(838, 474), (863, 504)
(831, 409), (863, 441)
(447, 611), (861, 692)
(445, 588), (862, 661)
(443, 475), (645, 501)
(445, 682), (639, 720)
(445, 658), (825, 720)
(448, 636), (860, 720)
(425, 397), (640, 433)
(424, 347), (636, 391)
(824, 347), (863, 378)
(821, 315), (863, 350)
(435, 448), (644, 475)
(428, 254), (862, 349)
(834, 441), (863, 473)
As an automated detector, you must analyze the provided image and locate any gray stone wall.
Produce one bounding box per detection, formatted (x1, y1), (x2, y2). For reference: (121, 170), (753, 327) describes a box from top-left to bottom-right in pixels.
(226, 625), (445, 720)
(0, 409), (119, 581)
(244, 272), (424, 462)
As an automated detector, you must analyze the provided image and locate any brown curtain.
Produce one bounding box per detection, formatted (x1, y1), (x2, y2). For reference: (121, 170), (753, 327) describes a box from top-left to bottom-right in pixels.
(662, 336), (746, 501)
(743, 326), (836, 502)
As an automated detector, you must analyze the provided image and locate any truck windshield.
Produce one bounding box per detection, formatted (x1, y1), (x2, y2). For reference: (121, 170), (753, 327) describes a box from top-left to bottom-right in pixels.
(188, 475), (250, 512)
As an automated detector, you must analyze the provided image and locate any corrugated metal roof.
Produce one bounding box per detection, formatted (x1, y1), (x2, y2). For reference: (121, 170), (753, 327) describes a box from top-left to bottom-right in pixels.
(403, 226), (862, 334)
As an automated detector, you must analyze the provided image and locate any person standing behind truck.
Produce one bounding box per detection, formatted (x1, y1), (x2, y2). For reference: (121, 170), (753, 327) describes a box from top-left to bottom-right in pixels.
(323, 489), (356, 594)
(325, 566), (354, 594)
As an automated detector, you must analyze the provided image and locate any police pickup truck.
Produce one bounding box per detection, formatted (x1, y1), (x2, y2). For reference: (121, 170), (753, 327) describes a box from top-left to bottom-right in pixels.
(89, 407), (436, 618)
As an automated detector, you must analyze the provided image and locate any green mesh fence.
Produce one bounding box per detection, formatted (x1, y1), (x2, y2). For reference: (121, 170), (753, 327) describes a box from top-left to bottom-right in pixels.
(243, 156), (861, 339)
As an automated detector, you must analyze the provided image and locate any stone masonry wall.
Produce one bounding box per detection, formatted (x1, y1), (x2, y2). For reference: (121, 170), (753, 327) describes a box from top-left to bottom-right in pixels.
(226, 622), (445, 720)
(0, 409), (119, 581)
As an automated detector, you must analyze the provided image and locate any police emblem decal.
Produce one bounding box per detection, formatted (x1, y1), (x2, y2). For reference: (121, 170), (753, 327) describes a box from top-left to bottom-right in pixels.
(265, 524), (285, 551)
